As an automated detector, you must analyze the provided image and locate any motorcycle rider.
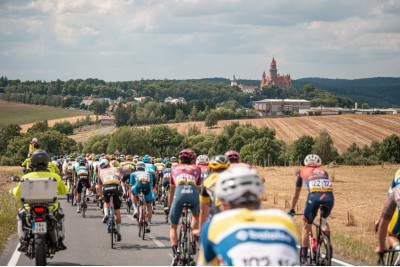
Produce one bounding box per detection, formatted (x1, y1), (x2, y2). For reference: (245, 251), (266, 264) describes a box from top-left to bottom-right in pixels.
(12, 149), (69, 252)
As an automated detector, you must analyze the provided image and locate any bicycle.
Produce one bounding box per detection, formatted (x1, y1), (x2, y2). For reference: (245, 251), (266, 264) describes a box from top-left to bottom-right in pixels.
(177, 203), (197, 266)
(107, 195), (118, 249)
(162, 185), (170, 223)
(81, 184), (87, 218)
(293, 205), (332, 266)
(137, 189), (148, 240)
(378, 249), (400, 266)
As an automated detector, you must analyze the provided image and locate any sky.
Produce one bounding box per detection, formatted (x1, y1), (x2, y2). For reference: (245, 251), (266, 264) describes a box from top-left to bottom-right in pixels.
(0, 0), (399, 82)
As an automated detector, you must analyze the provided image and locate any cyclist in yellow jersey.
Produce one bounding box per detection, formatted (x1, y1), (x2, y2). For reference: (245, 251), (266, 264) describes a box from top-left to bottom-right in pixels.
(376, 169), (400, 256)
(198, 166), (299, 266)
(21, 155), (31, 174)
(13, 149), (69, 252)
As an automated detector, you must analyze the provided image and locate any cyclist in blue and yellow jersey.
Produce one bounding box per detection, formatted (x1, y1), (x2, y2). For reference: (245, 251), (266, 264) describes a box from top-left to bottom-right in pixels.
(13, 149), (69, 252)
(376, 169), (400, 256)
(196, 155), (230, 235)
(198, 166), (299, 266)
(196, 155), (210, 182)
(169, 149), (202, 265)
(288, 154), (334, 265)
(142, 155), (157, 207)
(130, 162), (154, 232)
(97, 158), (124, 241)
(75, 159), (90, 213)
(160, 161), (172, 216)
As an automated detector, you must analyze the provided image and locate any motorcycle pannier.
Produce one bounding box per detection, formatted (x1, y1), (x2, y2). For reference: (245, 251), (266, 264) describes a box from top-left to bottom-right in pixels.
(20, 178), (58, 203)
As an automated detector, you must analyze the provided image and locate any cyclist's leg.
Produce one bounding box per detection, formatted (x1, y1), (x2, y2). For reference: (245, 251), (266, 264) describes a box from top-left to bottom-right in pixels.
(113, 189), (123, 240)
(144, 187), (154, 224)
(301, 193), (318, 263)
(131, 185), (139, 217)
(169, 192), (184, 264)
(102, 185), (112, 223)
(320, 193), (334, 239)
(76, 178), (83, 212)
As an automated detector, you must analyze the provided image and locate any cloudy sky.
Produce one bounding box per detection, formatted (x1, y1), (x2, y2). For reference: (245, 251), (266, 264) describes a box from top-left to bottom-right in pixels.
(1, 0), (399, 82)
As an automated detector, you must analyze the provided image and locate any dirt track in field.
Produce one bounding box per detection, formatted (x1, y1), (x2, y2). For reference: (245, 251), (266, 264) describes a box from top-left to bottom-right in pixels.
(19, 116), (96, 133)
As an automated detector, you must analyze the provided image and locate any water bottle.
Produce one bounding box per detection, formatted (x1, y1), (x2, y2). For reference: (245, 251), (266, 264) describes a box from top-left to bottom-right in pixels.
(311, 237), (317, 252)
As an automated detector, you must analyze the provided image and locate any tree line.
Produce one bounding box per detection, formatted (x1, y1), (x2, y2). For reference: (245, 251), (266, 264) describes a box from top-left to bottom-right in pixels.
(2, 120), (399, 167)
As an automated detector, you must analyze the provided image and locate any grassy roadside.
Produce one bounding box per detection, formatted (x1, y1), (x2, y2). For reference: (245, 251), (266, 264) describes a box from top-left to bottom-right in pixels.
(0, 167), (22, 254)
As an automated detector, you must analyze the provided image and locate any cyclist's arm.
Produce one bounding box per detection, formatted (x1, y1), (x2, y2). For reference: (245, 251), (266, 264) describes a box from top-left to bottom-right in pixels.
(168, 185), (175, 207)
(199, 184), (211, 231)
(377, 196), (397, 253)
(290, 177), (302, 211)
(197, 221), (219, 266)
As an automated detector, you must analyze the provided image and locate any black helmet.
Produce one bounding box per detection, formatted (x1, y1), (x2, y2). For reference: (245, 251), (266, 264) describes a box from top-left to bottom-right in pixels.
(30, 149), (50, 168)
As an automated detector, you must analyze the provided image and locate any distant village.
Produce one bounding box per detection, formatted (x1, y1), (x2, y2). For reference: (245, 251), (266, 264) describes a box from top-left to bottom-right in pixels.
(79, 57), (398, 125)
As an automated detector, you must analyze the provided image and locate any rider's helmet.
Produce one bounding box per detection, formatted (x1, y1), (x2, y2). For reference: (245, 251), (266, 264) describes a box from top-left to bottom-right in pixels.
(170, 156), (177, 163)
(142, 155), (151, 163)
(136, 162), (146, 171)
(126, 155), (134, 161)
(224, 150), (240, 163)
(216, 166), (264, 206)
(179, 149), (196, 164)
(304, 154), (322, 167)
(156, 157), (162, 163)
(79, 159), (86, 166)
(30, 149), (50, 170)
(208, 155), (230, 171)
(95, 154), (101, 161)
(196, 155), (209, 166)
(110, 155), (116, 160)
(165, 162), (172, 168)
(99, 158), (110, 169)
(69, 156), (75, 161)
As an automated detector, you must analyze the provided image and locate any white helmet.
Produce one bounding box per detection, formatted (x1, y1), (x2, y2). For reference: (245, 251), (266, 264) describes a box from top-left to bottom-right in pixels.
(196, 155), (209, 165)
(216, 166), (264, 205)
(304, 154), (322, 167)
(32, 138), (38, 143)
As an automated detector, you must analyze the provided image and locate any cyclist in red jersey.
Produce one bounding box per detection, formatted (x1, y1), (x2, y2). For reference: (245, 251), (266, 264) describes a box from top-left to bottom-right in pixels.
(168, 149), (202, 265)
(224, 150), (250, 167)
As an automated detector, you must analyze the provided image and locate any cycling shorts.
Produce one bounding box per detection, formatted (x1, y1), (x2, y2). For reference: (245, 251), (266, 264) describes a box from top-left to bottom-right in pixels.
(77, 176), (90, 194)
(102, 184), (122, 210)
(132, 182), (153, 203)
(169, 185), (200, 225)
(303, 192), (334, 224)
(162, 178), (170, 188)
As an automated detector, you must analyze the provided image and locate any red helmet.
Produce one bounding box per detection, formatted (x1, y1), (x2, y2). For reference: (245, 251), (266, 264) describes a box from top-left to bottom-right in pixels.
(179, 149), (197, 162)
(224, 150), (240, 163)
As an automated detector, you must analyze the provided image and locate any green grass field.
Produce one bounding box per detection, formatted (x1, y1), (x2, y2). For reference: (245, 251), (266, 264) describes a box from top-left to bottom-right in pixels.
(0, 101), (90, 125)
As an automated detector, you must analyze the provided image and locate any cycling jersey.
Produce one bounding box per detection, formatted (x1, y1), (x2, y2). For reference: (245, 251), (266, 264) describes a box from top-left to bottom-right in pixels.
(154, 162), (165, 174)
(98, 166), (123, 186)
(76, 166), (90, 194)
(90, 160), (100, 183)
(296, 166), (334, 224)
(198, 208), (300, 266)
(130, 170), (154, 203)
(388, 170), (400, 236)
(169, 164), (202, 225)
(198, 165), (210, 181)
(200, 172), (222, 216)
(161, 167), (172, 188)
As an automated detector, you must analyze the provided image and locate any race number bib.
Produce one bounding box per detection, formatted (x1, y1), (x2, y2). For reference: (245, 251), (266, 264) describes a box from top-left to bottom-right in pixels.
(176, 173), (196, 185)
(137, 173), (150, 183)
(103, 175), (119, 184)
(309, 179), (333, 193)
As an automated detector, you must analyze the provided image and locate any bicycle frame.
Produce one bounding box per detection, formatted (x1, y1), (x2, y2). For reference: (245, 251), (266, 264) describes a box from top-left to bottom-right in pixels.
(177, 203), (196, 266)
(309, 207), (332, 266)
(137, 190), (147, 240)
(379, 249), (400, 266)
(108, 195), (117, 249)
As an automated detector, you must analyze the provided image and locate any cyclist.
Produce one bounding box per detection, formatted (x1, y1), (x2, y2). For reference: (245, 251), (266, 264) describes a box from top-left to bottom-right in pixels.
(154, 157), (165, 199)
(143, 155), (157, 209)
(288, 154), (334, 265)
(170, 156), (178, 166)
(198, 166), (299, 266)
(75, 159), (91, 213)
(376, 169), (400, 256)
(197, 155), (230, 234)
(196, 154), (210, 181)
(13, 149), (69, 252)
(130, 162), (154, 232)
(224, 150), (250, 167)
(120, 155), (136, 207)
(89, 155), (101, 198)
(169, 149), (202, 265)
(160, 161), (172, 217)
(110, 155), (120, 167)
(97, 158), (124, 241)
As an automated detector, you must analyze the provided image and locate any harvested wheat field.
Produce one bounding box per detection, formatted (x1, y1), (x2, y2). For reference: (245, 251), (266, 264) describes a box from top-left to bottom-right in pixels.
(145, 114), (400, 153)
(258, 164), (400, 265)
(19, 115), (96, 133)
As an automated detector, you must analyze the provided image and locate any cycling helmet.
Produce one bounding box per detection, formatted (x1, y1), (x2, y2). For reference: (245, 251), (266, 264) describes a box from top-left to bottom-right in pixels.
(208, 155), (230, 170)
(110, 155), (116, 160)
(224, 150), (240, 163)
(32, 138), (38, 143)
(30, 149), (50, 168)
(304, 154), (322, 167)
(69, 156), (76, 161)
(99, 158), (110, 169)
(95, 155), (101, 161)
(126, 155), (133, 161)
(196, 155), (210, 165)
(136, 162), (146, 171)
(170, 156), (177, 163)
(142, 155), (151, 163)
(156, 157), (162, 163)
(79, 159), (86, 166)
(179, 149), (196, 163)
(165, 162), (172, 168)
(216, 166), (264, 205)
(162, 159), (169, 164)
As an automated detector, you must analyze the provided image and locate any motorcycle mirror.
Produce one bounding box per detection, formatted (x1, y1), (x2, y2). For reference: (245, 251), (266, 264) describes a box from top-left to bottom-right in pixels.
(11, 176), (21, 182)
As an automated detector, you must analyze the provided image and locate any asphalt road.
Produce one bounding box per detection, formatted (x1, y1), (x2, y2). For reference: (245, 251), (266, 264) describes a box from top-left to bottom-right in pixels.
(1, 194), (356, 266)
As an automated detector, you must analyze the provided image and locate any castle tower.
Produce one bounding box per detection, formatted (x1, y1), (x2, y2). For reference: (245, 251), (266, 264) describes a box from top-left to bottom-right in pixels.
(231, 74), (238, 86)
(269, 57), (277, 81)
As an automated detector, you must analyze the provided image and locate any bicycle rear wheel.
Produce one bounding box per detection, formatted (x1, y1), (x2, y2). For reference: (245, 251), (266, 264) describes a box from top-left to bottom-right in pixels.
(110, 211), (115, 249)
(142, 205), (146, 240)
(316, 234), (332, 266)
(138, 205), (143, 237)
(82, 191), (86, 218)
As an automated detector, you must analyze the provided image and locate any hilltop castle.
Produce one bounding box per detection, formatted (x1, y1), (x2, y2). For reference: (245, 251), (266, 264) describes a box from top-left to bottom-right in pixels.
(260, 57), (291, 90)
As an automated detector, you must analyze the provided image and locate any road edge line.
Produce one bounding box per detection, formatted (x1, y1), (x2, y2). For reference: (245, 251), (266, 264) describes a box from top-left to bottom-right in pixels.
(7, 245), (21, 266)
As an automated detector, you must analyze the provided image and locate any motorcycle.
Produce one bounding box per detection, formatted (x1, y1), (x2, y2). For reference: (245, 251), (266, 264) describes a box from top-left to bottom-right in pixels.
(12, 176), (66, 266)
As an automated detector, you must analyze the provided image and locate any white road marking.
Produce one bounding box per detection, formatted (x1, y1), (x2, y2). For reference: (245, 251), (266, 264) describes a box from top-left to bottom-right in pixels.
(126, 215), (166, 248)
(7, 245), (21, 266)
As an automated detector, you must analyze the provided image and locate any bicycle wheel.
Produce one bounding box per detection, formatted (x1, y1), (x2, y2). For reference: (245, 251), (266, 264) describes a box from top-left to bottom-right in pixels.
(142, 205), (146, 240)
(110, 211), (114, 249)
(138, 204), (143, 237)
(177, 224), (185, 266)
(82, 191), (86, 218)
(316, 234), (332, 266)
